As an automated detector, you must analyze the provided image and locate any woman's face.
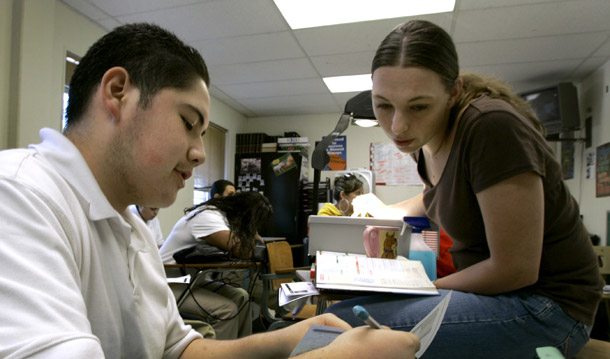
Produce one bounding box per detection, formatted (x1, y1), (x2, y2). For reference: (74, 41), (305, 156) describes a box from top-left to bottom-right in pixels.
(372, 66), (458, 154)
(343, 187), (364, 212)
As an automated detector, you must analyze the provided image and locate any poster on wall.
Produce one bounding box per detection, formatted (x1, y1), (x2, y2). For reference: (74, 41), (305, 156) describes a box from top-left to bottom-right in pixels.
(586, 149), (596, 180)
(324, 135), (347, 171)
(595, 142), (610, 197)
(370, 142), (423, 186)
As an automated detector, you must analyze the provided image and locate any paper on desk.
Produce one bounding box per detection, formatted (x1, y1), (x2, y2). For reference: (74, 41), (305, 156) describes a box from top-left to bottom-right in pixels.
(278, 282), (319, 307)
(166, 274), (191, 284)
(410, 290), (452, 358)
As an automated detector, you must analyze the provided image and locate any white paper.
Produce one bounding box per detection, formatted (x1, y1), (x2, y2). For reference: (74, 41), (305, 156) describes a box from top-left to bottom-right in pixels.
(279, 282), (319, 307)
(410, 291), (452, 358)
(166, 274), (191, 284)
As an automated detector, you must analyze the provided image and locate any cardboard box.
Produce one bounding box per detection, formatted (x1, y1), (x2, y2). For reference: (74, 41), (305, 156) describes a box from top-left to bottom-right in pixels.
(307, 215), (411, 257)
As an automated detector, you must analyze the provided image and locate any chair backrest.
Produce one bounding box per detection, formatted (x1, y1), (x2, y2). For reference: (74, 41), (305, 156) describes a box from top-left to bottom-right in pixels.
(266, 241), (294, 291)
(593, 246), (610, 275)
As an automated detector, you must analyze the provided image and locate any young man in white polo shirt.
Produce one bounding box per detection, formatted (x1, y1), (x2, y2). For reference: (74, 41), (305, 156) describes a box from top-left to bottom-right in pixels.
(0, 22), (419, 359)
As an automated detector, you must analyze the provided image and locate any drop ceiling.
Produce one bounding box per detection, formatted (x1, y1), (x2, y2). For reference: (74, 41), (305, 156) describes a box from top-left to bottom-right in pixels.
(59, 0), (610, 118)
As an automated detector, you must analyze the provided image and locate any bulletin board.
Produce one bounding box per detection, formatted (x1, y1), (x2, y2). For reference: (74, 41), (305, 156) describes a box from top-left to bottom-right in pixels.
(369, 143), (423, 186)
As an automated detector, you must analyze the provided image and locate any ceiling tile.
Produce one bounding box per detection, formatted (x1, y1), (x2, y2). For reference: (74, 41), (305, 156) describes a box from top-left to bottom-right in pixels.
(114, 0), (289, 43)
(57, 0), (610, 118)
(458, 32), (609, 66)
(209, 58), (318, 85)
(87, 0), (206, 17)
(219, 78), (328, 99)
(192, 31), (304, 66)
(454, 0), (610, 42)
(310, 52), (375, 77)
(60, 0), (110, 20)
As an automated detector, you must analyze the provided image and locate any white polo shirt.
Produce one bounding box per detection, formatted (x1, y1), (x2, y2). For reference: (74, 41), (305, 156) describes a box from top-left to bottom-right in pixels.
(159, 207), (229, 265)
(0, 128), (201, 358)
(129, 204), (165, 247)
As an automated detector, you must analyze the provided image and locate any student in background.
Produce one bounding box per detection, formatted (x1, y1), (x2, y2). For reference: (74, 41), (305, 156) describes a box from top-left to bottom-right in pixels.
(327, 20), (602, 359)
(210, 179), (236, 198)
(129, 204), (165, 248)
(317, 173), (364, 216)
(0, 22), (419, 358)
(160, 191), (271, 340)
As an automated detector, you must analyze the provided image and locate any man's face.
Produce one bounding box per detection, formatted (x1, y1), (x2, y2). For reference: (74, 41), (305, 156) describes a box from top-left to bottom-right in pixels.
(138, 206), (159, 221)
(114, 79), (211, 209)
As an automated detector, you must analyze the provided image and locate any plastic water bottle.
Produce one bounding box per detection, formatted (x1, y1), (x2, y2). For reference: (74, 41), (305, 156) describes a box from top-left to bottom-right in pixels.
(404, 217), (437, 281)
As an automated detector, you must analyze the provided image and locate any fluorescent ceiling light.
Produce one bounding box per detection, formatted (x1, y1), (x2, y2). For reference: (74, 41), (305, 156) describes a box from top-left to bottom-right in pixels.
(352, 119), (379, 128)
(324, 74), (371, 93)
(274, 0), (455, 29)
(66, 56), (79, 65)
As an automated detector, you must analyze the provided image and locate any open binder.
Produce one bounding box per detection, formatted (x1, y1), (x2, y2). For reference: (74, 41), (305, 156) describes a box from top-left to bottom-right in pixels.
(315, 251), (438, 296)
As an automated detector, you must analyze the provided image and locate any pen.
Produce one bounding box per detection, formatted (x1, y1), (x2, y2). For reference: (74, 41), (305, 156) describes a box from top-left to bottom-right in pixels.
(352, 305), (381, 329)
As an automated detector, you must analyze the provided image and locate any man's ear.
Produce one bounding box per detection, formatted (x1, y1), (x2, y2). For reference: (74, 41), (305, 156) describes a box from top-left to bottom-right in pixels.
(213, 193), (220, 198)
(100, 67), (130, 120)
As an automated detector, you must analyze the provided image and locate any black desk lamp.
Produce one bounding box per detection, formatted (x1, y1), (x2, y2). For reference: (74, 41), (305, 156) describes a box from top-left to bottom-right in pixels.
(311, 90), (375, 212)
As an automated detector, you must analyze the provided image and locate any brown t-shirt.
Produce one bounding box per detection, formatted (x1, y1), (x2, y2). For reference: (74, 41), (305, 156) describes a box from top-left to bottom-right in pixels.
(417, 96), (603, 325)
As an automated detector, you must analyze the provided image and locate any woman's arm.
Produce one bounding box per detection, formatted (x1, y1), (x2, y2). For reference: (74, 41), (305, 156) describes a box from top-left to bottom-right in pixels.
(204, 230), (251, 259)
(385, 192), (426, 218)
(434, 172), (544, 294)
(351, 193), (426, 219)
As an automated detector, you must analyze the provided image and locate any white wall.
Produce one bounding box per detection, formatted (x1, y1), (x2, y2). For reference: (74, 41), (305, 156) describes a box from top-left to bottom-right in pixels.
(243, 114), (424, 205)
(567, 59), (610, 245)
(0, 0), (12, 150)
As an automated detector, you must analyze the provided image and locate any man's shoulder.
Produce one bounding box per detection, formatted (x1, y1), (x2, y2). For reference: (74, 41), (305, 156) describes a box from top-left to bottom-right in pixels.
(0, 147), (36, 175)
(0, 148), (59, 189)
(0, 147), (80, 213)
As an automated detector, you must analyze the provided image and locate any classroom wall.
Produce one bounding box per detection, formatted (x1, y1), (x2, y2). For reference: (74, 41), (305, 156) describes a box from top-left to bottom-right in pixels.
(567, 58), (610, 245)
(0, 0), (14, 149)
(242, 114), (424, 204)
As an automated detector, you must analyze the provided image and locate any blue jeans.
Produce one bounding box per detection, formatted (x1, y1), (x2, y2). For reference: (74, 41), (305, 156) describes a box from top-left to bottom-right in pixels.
(325, 290), (590, 359)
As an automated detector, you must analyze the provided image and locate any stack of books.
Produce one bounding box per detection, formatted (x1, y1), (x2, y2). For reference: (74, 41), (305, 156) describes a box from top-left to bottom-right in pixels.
(278, 137), (310, 153)
(262, 142), (277, 152)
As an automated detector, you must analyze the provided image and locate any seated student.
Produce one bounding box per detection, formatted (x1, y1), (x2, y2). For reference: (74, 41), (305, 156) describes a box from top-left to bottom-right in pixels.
(129, 204), (165, 248)
(0, 22), (419, 358)
(326, 20), (602, 358)
(210, 179), (236, 198)
(317, 173), (364, 216)
(159, 191), (271, 340)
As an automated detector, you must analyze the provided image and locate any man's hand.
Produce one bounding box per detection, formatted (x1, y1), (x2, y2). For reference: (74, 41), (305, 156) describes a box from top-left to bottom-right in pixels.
(299, 325), (420, 359)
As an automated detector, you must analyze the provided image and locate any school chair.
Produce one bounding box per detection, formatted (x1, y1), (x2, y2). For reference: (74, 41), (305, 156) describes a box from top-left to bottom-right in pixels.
(260, 240), (317, 331)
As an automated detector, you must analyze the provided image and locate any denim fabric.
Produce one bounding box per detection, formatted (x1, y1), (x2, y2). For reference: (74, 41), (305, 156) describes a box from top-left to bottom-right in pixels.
(325, 290), (590, 359)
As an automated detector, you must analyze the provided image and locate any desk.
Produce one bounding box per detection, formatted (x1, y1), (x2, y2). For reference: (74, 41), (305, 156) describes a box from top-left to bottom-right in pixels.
(165, 261), (261, 307)
(260, 237), (286, 243)
(295, 269), (355, 315)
